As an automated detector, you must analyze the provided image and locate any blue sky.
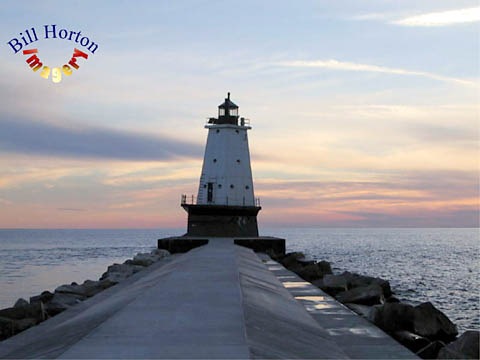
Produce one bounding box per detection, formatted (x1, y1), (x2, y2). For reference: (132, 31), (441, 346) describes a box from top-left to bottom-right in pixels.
(0, 0), (478, 228)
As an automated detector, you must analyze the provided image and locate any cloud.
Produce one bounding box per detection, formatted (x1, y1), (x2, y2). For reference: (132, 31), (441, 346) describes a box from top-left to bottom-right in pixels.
(255, 170), (479, 227)
(393, 7), (480, 27)
(0, 118), (203, 161)
(276, 59), (477, 87)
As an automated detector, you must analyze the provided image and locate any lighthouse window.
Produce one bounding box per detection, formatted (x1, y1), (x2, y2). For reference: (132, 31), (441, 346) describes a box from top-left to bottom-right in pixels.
(236, 159), (240, 163)
(218, 184), (222, 188)
(235, 130), (239, 134)
(245, 185), (250, 189)
(204, 184), (207, 188)
(216, 129), (220, 133)
(230, 184), (234, 189)
(213, 158), (217, 163)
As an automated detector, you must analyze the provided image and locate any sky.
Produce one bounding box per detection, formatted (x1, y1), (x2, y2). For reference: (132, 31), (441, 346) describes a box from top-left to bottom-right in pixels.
(0, 0), (478, 228)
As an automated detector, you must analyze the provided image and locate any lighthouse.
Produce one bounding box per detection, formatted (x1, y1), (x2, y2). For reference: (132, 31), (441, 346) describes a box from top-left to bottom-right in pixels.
(181, 93), (261, 237)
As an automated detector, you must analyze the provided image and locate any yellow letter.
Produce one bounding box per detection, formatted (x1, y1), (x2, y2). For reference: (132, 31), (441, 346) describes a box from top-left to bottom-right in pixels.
(40, 66), (50, 79)
(52, 67), (62, 83)
(62, 64), (72, 75)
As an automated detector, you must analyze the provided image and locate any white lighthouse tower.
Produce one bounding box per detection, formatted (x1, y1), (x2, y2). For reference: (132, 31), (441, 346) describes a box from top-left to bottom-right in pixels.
(181, 93), (261, 237)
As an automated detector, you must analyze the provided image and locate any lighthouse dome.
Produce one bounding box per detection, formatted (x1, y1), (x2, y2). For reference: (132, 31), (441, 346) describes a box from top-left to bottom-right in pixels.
(217, 92), (239, 124)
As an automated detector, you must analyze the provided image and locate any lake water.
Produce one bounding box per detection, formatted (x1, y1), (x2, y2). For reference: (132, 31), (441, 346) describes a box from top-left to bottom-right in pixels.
(0, 228), (478, 333)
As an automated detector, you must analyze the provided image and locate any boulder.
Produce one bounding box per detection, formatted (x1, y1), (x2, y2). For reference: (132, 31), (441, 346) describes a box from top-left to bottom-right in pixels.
(150, 248), (170, 258)
(437, 331), (479, 359)
(386, 296), (401, 303)
(45, 293), (85, 316)
(412, 302), (458, 342)
(0, 316), (36, 340)
(0, 316), (14, 340)
(345, 303), (372, 318)
(321, 274), (348, 295)
(294, 263), (323, 281)
(416, 340), (445, 359)
(13, 298), (29, 308)
(131, 253), (158, 267)
(336, 283), (384, 306)
(392, 330), (431, 353)
(0, 302), (43, 322)
(81, 279), (114, 296)
(100, 272), (129, 285)
(317, 261), (333, 275)
(368, 302), (415, 333)
(100, 263), (145, 284)
(265, 248), (282, 261)
(340, 271), (392, 298)
(55, 283), (89, 297)
(279, 252), (305, 269)
(30, 291), (54, 305)
(55, 280), (113, 298)
(132, 253), (160, 266)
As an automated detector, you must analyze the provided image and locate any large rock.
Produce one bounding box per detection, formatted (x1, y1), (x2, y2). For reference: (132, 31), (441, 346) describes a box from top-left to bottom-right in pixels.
(437, 330), (479, 359)
(292, 260), (333, 282)
(340, 271), (392, 298)
(416, 340), (445, 359)
(100, 263), (145, 284)
(320, 274), (348, 295)
(13, 298), (29, 308)
(131, 253), (159, 267)
(82, 279), (114, 296)
(55, 283), (89, 297)
(317, 261), (333, 275)
(0, 316), (37, 340)
(0, 316), (14, 340)
(345, 303), (372, 318)
(294, 263), (322, 281)
(336, 283), (384, 305)
(279, 252), (305, 269)
(55, 279), (113, 298)
(368, 302), (415, 333)
(412, 302), (458, 342)
(45, 293), (85, 316)
(151, 248), (170, 258)
(30, 291), (54, 305)
(392, 330), (431, 353)
(0, 302), (43, 322)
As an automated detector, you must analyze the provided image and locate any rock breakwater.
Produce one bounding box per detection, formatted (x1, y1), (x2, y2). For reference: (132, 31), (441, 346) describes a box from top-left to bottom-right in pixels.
(270, 251), (479, 360)
(0, 249), (170, 341)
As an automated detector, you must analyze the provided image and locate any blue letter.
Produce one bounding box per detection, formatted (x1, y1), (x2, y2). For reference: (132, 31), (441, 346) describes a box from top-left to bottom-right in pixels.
(44, 24), (57, 39)
(7, 38), (22, 53)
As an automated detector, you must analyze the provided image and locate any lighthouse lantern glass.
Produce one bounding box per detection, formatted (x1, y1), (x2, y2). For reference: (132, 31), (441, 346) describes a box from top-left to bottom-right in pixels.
(219, 108), (225, 116)
(230, 108), (238, 116)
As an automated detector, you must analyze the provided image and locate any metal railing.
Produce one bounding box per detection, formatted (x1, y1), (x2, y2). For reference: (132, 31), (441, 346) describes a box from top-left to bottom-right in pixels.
(204, 117), (251, 126)
(181, 194), (260, 207)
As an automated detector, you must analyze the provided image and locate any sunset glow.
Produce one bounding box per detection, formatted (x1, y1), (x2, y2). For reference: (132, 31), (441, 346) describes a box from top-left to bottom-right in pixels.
(0, 1), (478, 228)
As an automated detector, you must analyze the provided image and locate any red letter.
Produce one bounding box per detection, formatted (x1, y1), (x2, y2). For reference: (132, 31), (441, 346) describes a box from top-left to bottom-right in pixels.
(72, 48), (88, 59)
(26, 54), (42, 71)
(68, 57), (79, 69)
(23, 48), (38, 55)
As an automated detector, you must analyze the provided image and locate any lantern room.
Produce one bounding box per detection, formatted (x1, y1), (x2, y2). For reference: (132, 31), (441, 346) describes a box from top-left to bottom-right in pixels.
(216, 92), (239, 125)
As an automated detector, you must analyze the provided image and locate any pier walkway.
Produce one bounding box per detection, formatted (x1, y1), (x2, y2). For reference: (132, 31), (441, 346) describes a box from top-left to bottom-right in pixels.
(0, 239), (416, 359)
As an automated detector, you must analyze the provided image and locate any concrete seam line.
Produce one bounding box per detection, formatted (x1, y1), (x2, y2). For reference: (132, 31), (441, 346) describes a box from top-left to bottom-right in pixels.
(234, 245), (253, 359)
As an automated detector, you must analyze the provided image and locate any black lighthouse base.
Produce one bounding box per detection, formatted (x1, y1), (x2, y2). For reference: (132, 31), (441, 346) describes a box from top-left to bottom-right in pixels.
(182, 204), (261, 237)
(157, 203), (285, 255)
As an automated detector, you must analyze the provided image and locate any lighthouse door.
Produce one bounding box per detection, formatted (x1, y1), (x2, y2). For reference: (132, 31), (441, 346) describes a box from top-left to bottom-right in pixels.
(207, 182), (214, 203)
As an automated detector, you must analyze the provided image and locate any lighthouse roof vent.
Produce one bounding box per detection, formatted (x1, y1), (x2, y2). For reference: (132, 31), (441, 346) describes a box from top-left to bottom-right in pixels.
(218, 92), (238, 110)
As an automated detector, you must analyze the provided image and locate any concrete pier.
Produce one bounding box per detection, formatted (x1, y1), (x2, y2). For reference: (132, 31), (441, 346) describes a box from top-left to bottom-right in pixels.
(0, 239), (416, 359)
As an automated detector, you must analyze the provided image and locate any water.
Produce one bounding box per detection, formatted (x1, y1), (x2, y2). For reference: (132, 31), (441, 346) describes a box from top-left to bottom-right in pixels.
(0, 228), (478, 333)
